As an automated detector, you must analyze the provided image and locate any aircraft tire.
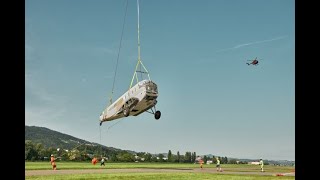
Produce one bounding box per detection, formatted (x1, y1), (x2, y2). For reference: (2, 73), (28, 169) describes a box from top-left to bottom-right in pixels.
(123, 106), (130, 117)
(155, 110), (161, 120)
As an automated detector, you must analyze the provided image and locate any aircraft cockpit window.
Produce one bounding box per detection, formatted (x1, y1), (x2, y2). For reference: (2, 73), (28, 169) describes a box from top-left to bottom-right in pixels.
(146, 84), (158, 92)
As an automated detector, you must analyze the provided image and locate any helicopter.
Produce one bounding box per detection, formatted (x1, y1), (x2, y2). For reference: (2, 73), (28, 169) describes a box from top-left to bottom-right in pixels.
(246, 57), (261, 66)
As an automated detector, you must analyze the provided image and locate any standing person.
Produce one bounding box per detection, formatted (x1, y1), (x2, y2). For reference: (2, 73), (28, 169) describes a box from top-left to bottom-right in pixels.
(216, 157), (222, 172)
(50, 154), (57, 170)
(92, 157), (97, 165)
(199, 160), (203, 169)
(100, 157), (105, 166)
(259, 159), (264, 172)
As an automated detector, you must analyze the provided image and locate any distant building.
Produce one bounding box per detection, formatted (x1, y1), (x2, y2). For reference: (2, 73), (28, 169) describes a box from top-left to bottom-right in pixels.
(206, 160), (213, 164)
(195, 156), (203, 164)
(248, 162), (260, 165)
(156, 156), (167, 160)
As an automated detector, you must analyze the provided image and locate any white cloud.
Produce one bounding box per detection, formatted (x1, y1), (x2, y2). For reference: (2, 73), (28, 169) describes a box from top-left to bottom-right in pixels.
(215, 35), (288, 53)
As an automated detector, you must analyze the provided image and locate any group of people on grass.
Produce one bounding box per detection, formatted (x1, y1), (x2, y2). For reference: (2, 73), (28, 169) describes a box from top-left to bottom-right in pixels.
(200, 157), (222, 171)
(49, 155), (107, 170)
(199, 157), (264, 172)
(49, 154), (264, 172)
(91, 157), (106, 166)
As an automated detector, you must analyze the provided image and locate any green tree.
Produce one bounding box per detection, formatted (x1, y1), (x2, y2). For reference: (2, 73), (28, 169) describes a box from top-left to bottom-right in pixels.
(110, 153), (118, 162)
(158, 154), (164, 162)
(151, 155), (158, 162)
(191, 152), (196, 163)
(212, 155), (217, 164)
(136, 152), (145, 157)
(60, 150), (69, 161)
(168, 150), (172, 162)
(116, 151), (134, 162)
(35, 143), (47, 160)
(177, 151), (180, 163)
(224, 156), (228, 164)
(203, 155), (208, 163)
(144, 153), (152, 162)
(228, 159), (237, 164)
(68, 149), (81, 161)
(180, 155), (185, 163)
(25, 140), (39, 161)
(184, 152), (192, 163)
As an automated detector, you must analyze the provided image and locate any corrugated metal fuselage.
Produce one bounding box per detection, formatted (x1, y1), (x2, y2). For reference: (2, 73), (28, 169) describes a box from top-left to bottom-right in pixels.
(100, 80), (158, 123)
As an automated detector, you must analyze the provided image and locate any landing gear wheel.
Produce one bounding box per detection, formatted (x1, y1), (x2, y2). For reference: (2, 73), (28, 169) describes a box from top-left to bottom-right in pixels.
(123, 106), (130, 117)
(155, 110), (161, 120)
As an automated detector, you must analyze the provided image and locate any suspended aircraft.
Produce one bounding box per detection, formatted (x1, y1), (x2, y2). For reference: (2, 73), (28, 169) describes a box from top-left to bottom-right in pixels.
(99, 0), (161, 126)
(246, 57), (261, 66)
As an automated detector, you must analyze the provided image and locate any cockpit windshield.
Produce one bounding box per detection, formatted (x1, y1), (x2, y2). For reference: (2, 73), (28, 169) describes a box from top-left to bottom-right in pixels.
(146, 81), (158, 93)
(138, 80), (158, 93)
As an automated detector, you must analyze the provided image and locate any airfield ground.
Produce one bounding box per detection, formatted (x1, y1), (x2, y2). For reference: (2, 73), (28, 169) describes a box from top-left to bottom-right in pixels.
(25, 168), (294, 176)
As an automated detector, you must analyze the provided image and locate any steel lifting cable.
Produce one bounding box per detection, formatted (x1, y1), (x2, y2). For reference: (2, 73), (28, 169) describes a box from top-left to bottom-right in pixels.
(109, 0), (129, 104)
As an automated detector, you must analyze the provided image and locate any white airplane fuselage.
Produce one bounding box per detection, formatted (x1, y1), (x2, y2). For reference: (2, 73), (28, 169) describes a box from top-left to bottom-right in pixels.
(100, 80), (158, 123)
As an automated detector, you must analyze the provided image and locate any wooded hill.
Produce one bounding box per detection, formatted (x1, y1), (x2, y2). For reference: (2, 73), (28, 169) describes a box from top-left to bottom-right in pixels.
(25, 125), (131, 153)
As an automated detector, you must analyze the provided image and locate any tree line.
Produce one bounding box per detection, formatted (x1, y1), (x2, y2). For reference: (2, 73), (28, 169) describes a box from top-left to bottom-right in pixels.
(25, 140), (247, 164)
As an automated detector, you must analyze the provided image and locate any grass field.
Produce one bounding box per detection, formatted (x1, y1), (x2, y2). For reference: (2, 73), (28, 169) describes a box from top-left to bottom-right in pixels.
(25, 162), (295, 180)
(25, 173), (294, 180)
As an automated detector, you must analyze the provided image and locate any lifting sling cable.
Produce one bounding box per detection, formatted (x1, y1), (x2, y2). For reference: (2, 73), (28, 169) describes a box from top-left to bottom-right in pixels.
(109, 0), (129, 105)
(129, 0), (151, 89)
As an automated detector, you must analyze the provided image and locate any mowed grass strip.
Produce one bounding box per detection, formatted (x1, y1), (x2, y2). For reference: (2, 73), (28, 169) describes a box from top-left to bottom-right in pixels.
(25, 162), (294, 173)
(25, 172), (295, 180)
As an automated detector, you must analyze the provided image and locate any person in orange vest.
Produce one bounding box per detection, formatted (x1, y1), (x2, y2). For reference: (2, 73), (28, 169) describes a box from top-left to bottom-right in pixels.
(92, 157), (98, 165)
(200, 160), (204, 169)
(50, 154), (57, 170)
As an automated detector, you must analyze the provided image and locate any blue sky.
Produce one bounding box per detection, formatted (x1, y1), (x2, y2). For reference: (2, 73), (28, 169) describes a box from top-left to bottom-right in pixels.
(26, 0), (295, 161)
